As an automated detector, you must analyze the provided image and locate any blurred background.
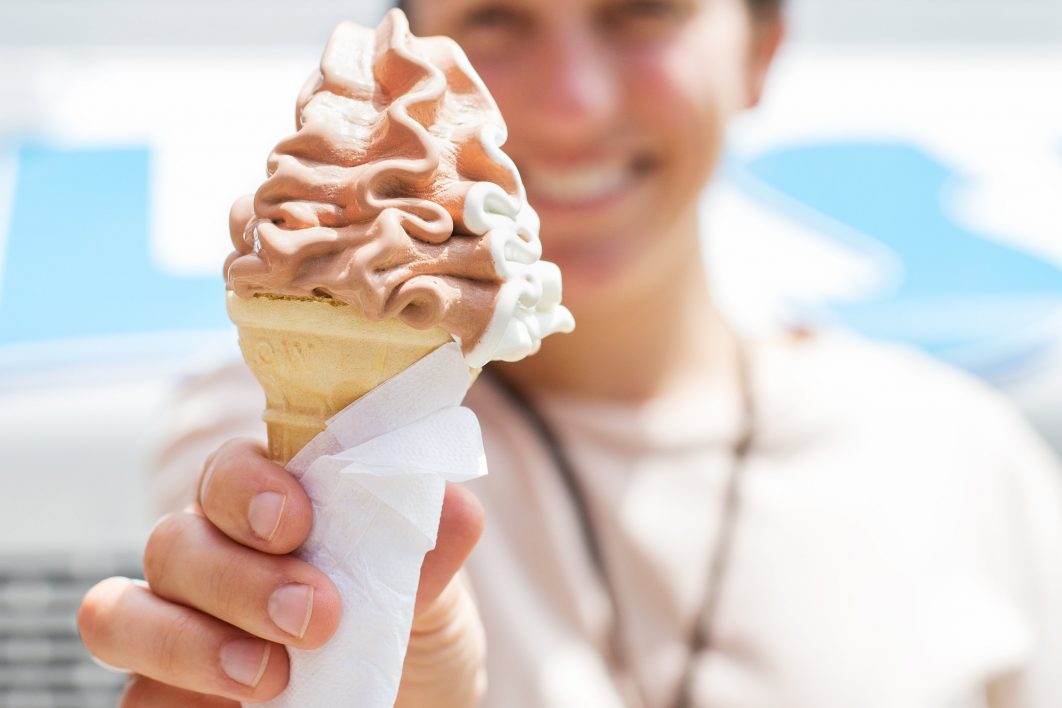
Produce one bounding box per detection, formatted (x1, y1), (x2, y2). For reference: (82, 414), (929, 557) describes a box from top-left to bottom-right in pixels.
(0, 0), (1060, 704)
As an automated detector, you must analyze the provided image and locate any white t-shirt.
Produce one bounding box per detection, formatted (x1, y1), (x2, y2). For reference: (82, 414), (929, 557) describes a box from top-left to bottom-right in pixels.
(155, 332), (1062, 708)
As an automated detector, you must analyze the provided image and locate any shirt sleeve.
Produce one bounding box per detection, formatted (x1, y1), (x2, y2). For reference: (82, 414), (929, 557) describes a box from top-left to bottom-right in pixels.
(150, 358), (265, 515)
(982, 404), (1062, 708)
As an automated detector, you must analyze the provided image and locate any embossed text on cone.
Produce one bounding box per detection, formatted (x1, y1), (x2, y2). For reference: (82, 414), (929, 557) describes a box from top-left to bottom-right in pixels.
(227, 292), (451, 463)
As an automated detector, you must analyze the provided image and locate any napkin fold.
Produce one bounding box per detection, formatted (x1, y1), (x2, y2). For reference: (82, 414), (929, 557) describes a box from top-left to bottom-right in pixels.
(254, 343), (486, 708)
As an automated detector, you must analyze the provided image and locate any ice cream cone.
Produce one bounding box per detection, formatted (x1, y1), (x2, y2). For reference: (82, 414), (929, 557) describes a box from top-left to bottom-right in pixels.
(226, 292), (452, 464)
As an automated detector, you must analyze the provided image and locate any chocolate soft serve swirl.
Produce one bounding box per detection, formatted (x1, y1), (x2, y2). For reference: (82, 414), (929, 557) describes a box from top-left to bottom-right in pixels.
(225, 10), (573, 368)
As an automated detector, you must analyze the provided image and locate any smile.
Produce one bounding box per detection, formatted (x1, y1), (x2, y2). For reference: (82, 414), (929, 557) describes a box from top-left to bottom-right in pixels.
(522, 157), (654, 210)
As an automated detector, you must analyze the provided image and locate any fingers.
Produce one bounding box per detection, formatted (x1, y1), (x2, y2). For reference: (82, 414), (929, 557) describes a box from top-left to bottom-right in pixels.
(198, 438), (312, 555)
(144, 511), (341, 648)
(196, 441), (481, 642)
(79, 578), (288, 703)
(120, 675), (239, 707)
(415, 483), (485, 611)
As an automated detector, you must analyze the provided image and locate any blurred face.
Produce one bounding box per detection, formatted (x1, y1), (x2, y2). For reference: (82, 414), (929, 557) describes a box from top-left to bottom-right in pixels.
(408, 0), (777, 307)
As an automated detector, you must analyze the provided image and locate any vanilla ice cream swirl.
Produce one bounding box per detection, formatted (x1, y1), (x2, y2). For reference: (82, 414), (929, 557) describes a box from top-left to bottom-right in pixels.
(225, 10), (573, 367)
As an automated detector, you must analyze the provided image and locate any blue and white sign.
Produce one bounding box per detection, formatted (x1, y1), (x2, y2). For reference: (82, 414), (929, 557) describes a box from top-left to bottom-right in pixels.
(0, 46), (1060, 441)
(708, 50), (1062, 387)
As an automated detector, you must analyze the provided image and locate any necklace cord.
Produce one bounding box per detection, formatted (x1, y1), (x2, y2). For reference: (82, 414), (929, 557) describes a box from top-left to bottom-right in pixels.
(672, 337), (756, 708)
(484, 338), (756, 708)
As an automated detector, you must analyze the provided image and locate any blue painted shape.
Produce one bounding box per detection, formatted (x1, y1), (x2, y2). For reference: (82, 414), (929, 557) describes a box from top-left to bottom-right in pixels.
(0, 144), (228, 346)
(734, 142), (1062, 362)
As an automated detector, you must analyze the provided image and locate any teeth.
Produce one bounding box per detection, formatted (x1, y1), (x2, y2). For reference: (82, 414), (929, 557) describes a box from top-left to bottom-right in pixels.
(527, 163), (631, 204)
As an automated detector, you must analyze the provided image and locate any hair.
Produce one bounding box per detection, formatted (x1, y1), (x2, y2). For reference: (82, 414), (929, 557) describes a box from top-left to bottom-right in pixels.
(747, 0), (784, 19)
(395, 0), (784, 22)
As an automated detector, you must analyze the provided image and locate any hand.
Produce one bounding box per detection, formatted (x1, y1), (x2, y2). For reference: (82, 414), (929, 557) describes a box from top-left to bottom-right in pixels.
(78, 438), (487, 706)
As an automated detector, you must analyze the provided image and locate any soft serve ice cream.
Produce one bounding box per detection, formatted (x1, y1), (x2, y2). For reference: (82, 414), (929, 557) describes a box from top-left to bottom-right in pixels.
(226, 10), (573, 368)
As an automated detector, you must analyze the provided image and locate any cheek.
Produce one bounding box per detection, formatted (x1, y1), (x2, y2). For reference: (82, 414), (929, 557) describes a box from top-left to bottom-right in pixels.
(474, 64), (520, 122)
(623, 23), (751, 185)
(465, 61), (536, 158)
(622, 54), (723, 211)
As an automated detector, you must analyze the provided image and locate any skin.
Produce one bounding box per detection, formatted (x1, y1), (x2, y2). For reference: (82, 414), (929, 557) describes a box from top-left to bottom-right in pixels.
(78, 0), (783, 704)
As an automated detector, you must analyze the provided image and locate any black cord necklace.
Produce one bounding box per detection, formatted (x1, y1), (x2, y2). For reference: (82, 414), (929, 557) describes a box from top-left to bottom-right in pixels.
(485, 337), (757, 708)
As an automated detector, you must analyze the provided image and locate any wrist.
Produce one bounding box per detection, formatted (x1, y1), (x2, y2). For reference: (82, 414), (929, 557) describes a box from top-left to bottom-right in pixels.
(398, 575), (487, 707)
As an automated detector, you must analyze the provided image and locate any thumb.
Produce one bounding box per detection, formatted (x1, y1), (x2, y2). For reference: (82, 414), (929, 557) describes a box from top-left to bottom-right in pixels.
(414, 483), (485, 613)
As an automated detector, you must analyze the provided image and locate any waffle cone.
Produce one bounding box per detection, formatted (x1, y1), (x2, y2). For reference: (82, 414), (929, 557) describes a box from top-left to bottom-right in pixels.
(227, 292), (452, 464)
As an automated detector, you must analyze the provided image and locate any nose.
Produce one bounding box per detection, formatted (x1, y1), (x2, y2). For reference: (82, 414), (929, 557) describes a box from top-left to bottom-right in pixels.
(529, 26), (621, 145)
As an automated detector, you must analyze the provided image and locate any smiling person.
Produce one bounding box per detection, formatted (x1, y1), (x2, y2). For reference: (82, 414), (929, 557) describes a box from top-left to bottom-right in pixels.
(77, 0), (1062, 706)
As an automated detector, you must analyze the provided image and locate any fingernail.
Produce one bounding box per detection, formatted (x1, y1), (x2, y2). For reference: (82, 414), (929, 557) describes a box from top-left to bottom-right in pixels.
(220, 639), (270, 687)
(268, 583), (314, 639)
(248, 492), (286, 541)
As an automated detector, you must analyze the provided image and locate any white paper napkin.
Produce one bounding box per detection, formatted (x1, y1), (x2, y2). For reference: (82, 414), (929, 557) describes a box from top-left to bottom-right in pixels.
(252, 342), (487, 708)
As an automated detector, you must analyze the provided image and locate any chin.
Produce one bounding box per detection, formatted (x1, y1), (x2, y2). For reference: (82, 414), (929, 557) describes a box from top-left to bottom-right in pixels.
(546, 251), (643, 314)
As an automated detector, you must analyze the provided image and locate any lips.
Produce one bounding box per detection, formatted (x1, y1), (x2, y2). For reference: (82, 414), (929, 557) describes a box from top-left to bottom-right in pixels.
(520, 155), (656, 209)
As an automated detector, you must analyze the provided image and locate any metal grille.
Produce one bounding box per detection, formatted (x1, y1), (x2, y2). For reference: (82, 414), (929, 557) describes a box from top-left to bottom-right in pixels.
(0, 553), (140, 708)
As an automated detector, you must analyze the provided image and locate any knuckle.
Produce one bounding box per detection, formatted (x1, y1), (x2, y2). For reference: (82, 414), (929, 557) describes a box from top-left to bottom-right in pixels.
(200, 450), (220, 496)
(200, 439), (246, 503)
(155, 610), (199, 677)
(215, 437), (258, 468)
(201, 438), (269, 508)
(144, 512), (198, 589)
(208, 550), (249, 620)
